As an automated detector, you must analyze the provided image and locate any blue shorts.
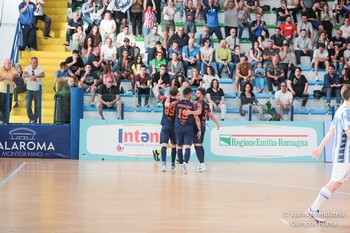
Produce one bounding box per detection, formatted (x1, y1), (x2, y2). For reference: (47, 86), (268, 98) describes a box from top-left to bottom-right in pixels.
(193, 127), (206, 144)
(175, 132), (193, 146)
(160, 126), (176, 144)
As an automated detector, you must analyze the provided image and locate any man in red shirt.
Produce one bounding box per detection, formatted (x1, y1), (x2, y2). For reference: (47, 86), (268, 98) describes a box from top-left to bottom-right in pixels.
(280, 15), (297, 44)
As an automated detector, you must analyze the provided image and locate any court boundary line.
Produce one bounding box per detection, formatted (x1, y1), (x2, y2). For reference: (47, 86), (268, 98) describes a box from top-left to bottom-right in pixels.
(0, 162), (27, 189)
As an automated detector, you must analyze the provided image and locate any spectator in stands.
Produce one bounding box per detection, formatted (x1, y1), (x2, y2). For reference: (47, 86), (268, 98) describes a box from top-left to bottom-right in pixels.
(183, 0), (199, 39)
(168, 27), (190, 50)
(149, 41), (167, 70)
(216, 39), (234, 79)
(65, 50), (85, 80)
(196, 26), (213, 48)
(167, 52), (184, 79)
(279, 43), (296, 80)
(79, 64), (100, 105)
(231, 45), (244, 77)
(341, 64), (350, 85)
(223, 0), (239, 38)
(54, 62), (75, 92)
(235, 55), (253, 94)
(280, 15), (297, 43)
(266, 55), (285, 94)
(249, 41), (262, 69)
(330, 30), (347, 50)
(276, 0), (290, 26)
(237, 0), (251, 40)
(88, 47), (104, 76)
(297, 14), (314, 45)
(250, 13), (267, 43)
(0, 59), (19, 123)
(270, 27), (286, 51)
(99, 11), (116, 45)
(167, 40), (183, 61)
(130, 0), (143, 37)
(162, 0), (177, 49)
(175, 0), (184, 22)
(329, 44), (344, 75)
(171, 73), (186, 88)
(101, 65), (116, 85)
(256, 29), (269, 50)
(306, 1), (324, 32)
(97, 76), (122, 120)
(152, 51), (167, 75)
(340, 18), (350, 43)
(343, 42), (350, 66)
(275, 82), (293, 120)
(182, 38), (201, 77)
(262, 40), (279, 69)
(142, 0), (157, 39)
(322, 64), (342, 110)
(203, 0), (223, 42)
(116, 25), (136, 48)
(131, 55), (144, 77)
(13, 64), (26, 109)
(152, 64), (171, 104)
(114, 6), (127, 35)
(64, 11), (83, 47)
(33, 0), (52, 39)
(19, 0), (37, 51)
(314, 31), (329, 50)
(82, 0), (99, 35)
(286, 0), (300, 24)
(82, 36), (93, 64)
(71, 25), (85, 52)
(188, 67), (203, 88)
(23, 57), (44, 124)
(101, 38), (117, 71)
(287, 67), (309, 108)
(135, 65), (152, 107)
(240, 82), (263, 120)
(71, 0), (84, 12)
(200, 38), (217, 75)
(313, 44), (329, 81)
(116, 50), (135, 93)
(300, 0), (313, 13)
(320, 3), (334, 40)
(145, 26), (164, 61)
(294, 29), (313, 66)
(88, 25), (102, 47)
(206, 79), (227, 121)
(117, 37), (135, 64)
(253, 61), (266, 93)
(226, 28), (240, 53)
(203, 65), (219, 89)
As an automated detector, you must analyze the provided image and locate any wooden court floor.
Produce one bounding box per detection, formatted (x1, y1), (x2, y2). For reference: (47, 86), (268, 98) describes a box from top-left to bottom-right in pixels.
(0, 159), (349, 233)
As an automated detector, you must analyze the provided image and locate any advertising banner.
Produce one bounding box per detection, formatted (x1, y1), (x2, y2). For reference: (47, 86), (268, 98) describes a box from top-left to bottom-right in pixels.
(0, 125), (70, 159)
(80, 120), (324, 162)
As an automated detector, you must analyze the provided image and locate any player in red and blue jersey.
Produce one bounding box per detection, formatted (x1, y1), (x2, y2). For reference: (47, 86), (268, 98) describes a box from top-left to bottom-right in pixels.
(154, 80), (179, 172)
(172, 87), (201, 174)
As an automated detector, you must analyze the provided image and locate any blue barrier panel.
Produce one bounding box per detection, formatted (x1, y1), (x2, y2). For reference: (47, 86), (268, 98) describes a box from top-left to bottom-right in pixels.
(0, 124), (70, 158)
(79, 120), (324, 162)
(71, 87), (84, 159)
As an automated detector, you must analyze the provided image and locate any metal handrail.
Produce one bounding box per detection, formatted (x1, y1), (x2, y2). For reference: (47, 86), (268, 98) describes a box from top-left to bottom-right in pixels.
(10, 18), (22, 65)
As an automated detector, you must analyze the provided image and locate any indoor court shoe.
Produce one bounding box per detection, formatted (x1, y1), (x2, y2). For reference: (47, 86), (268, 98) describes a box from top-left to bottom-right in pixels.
(306, 208), (326, 223)
(152, 150), (160, 161)
(161, 166), (166, 172)
(197, 164), (207, 172)
(171, 164), (176, 170)
(181, 164), (188, 174)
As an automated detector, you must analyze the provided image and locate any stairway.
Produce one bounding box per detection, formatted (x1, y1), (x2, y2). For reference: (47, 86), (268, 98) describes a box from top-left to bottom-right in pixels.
(13, 0), (71, 124)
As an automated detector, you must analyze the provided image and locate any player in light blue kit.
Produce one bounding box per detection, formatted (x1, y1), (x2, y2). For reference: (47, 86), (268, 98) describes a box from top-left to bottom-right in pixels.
(307, 85), (350, 223)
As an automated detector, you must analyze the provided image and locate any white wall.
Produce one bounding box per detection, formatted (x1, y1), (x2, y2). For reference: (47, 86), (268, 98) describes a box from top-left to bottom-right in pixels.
(0, 0), (22, 64)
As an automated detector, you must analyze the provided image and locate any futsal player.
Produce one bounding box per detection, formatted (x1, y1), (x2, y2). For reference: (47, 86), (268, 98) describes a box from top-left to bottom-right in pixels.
(308, 85), (350, 223)
(154, 80), (179, 172)
(171, 87), (201, 174)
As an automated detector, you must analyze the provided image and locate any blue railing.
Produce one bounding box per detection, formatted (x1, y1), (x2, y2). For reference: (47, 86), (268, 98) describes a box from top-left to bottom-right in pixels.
(10, 18), (22, 65)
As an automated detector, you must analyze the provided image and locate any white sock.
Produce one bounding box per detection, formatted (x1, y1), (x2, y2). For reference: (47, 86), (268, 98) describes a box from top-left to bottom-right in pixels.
(310, 186), (332, 211)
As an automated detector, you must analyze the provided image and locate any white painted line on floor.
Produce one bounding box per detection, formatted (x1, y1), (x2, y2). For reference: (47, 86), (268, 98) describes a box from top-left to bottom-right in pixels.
(280, 219), (289, 225)
(0, 162), (27, 189)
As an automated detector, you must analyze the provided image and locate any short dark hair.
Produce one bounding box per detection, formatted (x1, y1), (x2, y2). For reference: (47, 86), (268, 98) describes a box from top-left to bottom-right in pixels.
(183, 87), (192, 96)
(72, 50), (79, 54)
(197, 88), (206, 96)
(169, 86), (179, 97)
(60, 62), (66, 67)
